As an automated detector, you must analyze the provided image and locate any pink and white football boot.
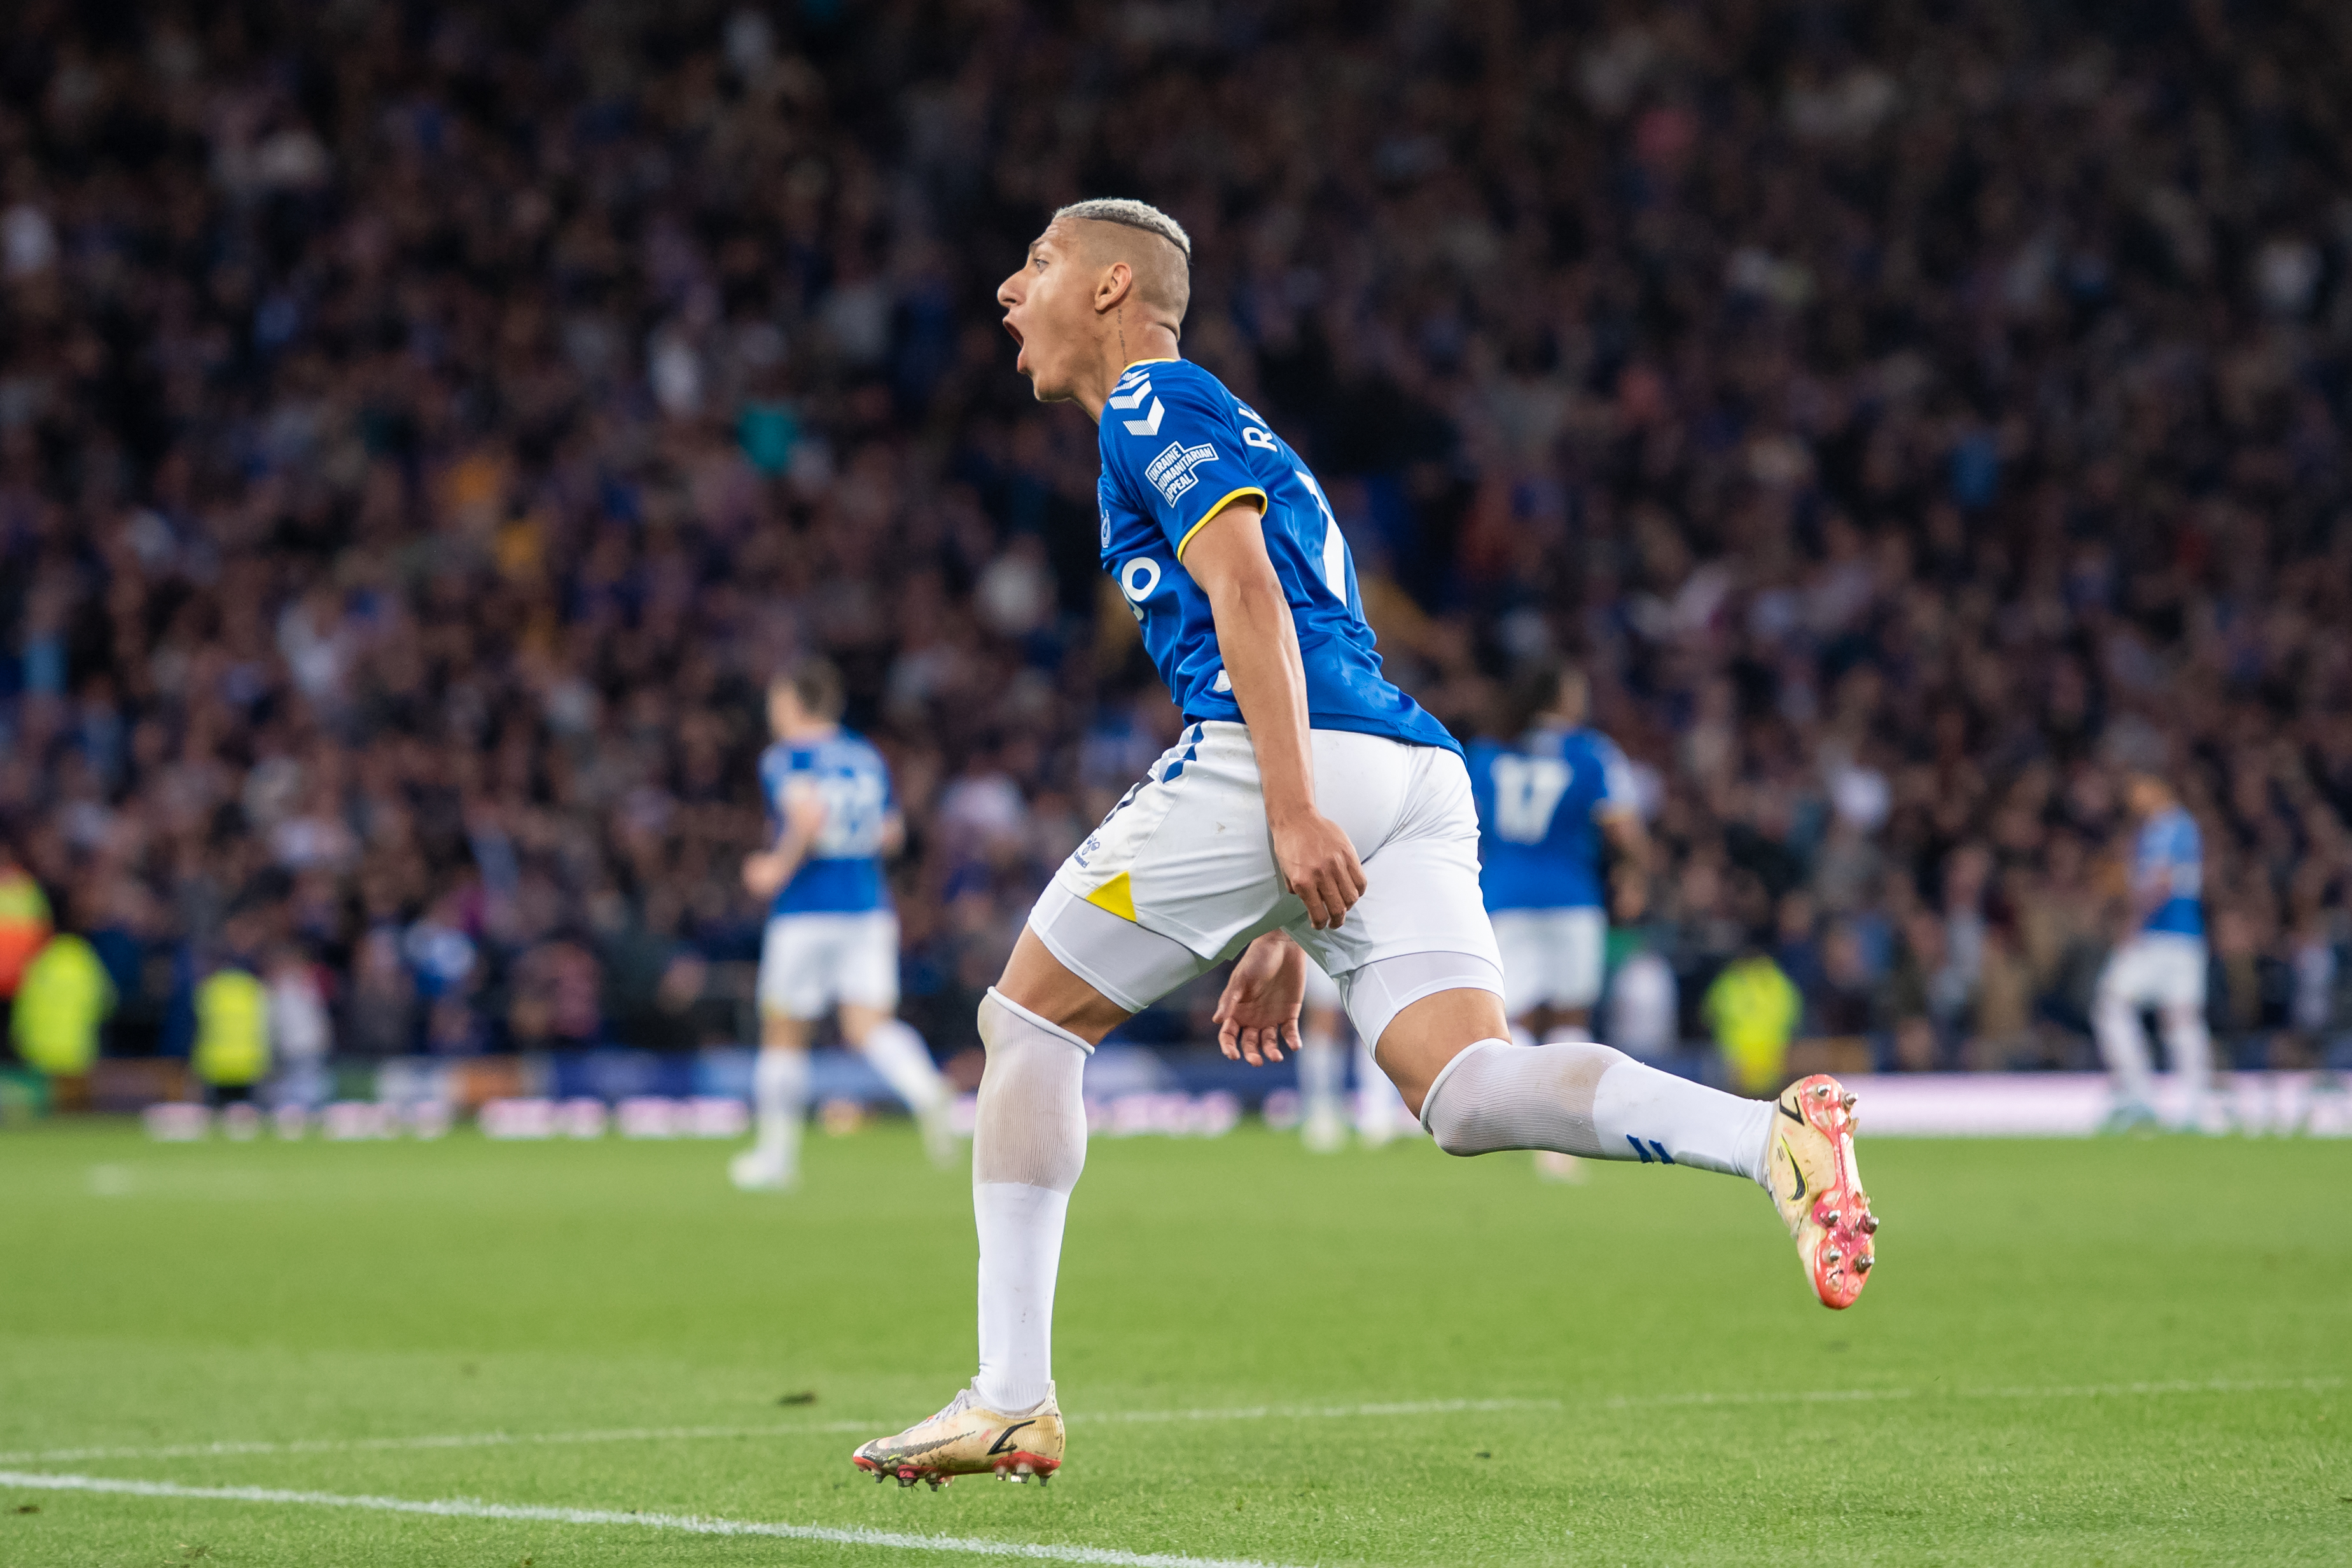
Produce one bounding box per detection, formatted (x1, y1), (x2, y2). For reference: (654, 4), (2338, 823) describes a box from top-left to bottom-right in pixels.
(1767, 1074), (1879, 1309)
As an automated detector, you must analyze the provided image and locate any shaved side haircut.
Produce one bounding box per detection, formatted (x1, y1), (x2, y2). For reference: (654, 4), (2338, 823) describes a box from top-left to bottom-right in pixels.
(1054, 197), (1192, 325)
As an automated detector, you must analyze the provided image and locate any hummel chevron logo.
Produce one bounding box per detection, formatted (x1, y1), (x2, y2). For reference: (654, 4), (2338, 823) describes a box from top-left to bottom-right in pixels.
(1108, 377), (1152, 410)
(1122, 396), (1165, 436)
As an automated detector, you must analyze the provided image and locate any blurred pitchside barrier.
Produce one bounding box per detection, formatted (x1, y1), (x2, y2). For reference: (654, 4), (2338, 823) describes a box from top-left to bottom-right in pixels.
(108, 1055), (2352, 1141)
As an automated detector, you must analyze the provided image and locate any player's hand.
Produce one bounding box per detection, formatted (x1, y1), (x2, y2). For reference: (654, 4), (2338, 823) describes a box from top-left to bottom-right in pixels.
(1214, 932), (1307, 1065)
(1269, 807), (1367, 930)
(741, 852), (784, 899)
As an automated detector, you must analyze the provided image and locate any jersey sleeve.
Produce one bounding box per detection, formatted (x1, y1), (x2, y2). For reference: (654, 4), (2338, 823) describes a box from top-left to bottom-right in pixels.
(1589, 735), (1638, 815)
(758, 747), (790, 818)
(1099, 368), (1268, 561)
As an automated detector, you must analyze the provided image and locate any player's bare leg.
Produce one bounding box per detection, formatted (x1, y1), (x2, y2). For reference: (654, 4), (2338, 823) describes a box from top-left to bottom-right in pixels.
(840, 1003), (959, 1169)
(1390, 987), (1880, 1310)
(850, 929), (1120, 1485)
(733, 1013), (811, 1191)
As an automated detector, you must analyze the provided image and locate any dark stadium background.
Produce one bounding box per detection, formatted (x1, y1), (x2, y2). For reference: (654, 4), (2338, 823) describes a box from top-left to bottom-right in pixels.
(1, 0), (2348, 1105)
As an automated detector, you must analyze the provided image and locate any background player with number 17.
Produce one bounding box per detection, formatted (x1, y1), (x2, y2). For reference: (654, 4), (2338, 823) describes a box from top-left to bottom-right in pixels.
(845, 199), (1884, 1491)
(1468, 660), (1650, 1047)
(732, 659), (957, 1192)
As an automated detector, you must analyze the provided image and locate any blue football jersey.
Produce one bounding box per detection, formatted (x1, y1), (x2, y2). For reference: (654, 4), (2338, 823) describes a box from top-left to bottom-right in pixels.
(758, 731), (894, 916)
(1466, 726), (1636, 912)
(2133, 805), (2202, 938)
(1095, 359), (1458, 754)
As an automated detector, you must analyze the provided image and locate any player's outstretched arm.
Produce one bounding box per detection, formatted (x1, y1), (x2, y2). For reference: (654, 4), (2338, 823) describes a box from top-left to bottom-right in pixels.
(1182, 501), (1367, 929)
(1214, 929), (1307, 1066)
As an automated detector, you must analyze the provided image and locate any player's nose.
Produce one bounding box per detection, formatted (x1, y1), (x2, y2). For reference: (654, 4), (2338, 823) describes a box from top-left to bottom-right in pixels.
(996, 270), (1024, 309)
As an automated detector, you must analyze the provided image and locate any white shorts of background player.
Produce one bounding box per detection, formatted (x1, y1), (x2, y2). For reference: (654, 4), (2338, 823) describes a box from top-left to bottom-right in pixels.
(2092, 931), (2213, 1123)
(757, 910), (901, 1020)
(2097, 932), (2208, 1013)
(1031, 721), (1503, 1048)
(1490, 906), (1607, 1018)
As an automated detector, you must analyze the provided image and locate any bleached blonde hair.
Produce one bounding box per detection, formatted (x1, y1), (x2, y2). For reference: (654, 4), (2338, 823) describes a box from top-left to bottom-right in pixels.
(1052, 197), (1192, 260)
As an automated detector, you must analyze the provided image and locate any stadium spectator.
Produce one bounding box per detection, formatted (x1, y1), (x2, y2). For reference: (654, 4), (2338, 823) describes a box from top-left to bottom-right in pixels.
(0, 0), (2346, 1081)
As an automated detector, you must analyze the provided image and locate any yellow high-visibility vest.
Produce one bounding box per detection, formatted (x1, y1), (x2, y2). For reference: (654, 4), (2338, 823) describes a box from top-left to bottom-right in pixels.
(10, 934), (114, 1076)
(1704, 955), (1802, 1095)
(193, 968), (270, 1086)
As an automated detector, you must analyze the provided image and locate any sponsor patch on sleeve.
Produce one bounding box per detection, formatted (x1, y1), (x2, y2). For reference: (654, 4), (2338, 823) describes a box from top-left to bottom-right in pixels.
(1145, 441), (1220, 507)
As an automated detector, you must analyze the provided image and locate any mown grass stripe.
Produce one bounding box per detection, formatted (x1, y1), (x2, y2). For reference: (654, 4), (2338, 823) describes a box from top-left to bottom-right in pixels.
(1, 1377), (2332, 1469)
(0, 1470), (1293, 1568)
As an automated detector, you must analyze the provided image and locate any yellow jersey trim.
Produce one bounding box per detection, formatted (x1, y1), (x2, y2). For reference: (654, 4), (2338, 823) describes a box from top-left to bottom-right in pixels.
(1174, 487), (1269, 562)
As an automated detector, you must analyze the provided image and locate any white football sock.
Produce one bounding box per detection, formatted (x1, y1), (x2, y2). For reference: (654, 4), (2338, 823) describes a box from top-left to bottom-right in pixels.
(859, 1018), (950, 1113)
(1421, 1039), (1774, 1184)
(971, 988), (1089, 1413)
(753, 1046), (810, 1172)
(2159, 1004), (2214, 1126)
(1297, 1030), (1342, 1126)
(2092, 992), (2157, 1109)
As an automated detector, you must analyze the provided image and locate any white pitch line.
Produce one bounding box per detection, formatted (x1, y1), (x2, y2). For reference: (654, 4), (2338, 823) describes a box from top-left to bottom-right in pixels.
(1, 1376), (2334, 1469)
(0, 1420), (878, 1467)
(0, 1471), (1293, 1568)
(1959, 1375), (2342, 1401)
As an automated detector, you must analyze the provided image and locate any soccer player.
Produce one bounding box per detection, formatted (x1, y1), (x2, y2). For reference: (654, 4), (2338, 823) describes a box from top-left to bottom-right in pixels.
(2092, 771), (2214, 1132)
(1466, 661), (1646, 1045)
(732, 659), (956, 1191)
(849, 201), (1878, 1488)
(1293, 955), (1411, 1150)
(1293, 955), (1349, 1151)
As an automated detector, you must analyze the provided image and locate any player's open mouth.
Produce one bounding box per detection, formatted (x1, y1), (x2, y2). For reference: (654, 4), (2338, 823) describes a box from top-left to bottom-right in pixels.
(1003, 316), (1027, 372)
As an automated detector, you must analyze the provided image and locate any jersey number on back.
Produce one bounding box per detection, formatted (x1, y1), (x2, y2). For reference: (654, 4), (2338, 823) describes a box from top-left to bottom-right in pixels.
(1491, 756), (1573, 843)
(1291, 468), (1349, 603)
(811, 772), (887, 856)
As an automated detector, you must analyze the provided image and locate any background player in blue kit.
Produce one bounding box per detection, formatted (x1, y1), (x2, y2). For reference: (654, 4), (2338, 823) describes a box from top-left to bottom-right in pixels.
(849, 198), (1877, 1488)
(1468, 661), (1649, 1048)
(2093, 770), (2215, 1132)
(732, 659), (956, 1191)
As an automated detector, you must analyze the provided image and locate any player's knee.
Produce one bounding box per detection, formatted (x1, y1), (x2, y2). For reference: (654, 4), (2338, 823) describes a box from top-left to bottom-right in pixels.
(1428, 1117), (1483, 1159)
(1417, 1038), (1523, 1158)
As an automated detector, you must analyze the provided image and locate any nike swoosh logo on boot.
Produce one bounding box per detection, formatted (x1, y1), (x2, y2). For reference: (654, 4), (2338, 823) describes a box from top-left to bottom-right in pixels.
(1779, 1136), (1807, 1204)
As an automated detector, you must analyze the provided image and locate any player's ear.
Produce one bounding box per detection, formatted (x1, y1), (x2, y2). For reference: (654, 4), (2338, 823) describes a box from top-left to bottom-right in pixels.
(1093, 260), (1134, 315)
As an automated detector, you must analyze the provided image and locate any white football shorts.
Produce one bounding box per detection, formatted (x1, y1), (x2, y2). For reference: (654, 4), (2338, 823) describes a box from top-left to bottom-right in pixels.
(2096, 931), (2207, 1013)
(757, 910), (900, 1020)
(1032, 722), (1501, 1040)
(1490, 906), (1607, 1016)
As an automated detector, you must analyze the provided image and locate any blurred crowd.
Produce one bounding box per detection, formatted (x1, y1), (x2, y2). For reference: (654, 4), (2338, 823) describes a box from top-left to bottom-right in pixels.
(3, 0), (2351, 1077)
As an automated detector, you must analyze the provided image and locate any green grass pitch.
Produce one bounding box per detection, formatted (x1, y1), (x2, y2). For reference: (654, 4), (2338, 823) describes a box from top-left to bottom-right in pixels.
(1, 1118), (2345, 1565)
